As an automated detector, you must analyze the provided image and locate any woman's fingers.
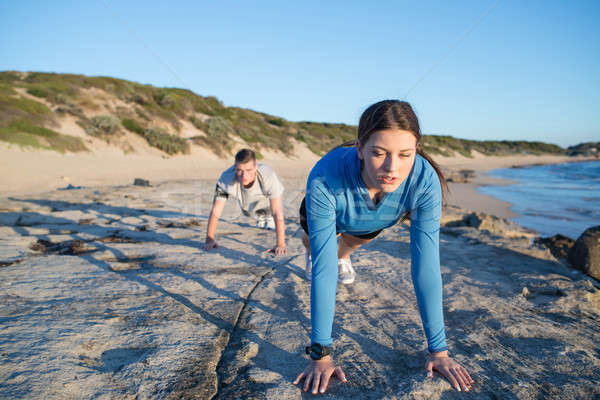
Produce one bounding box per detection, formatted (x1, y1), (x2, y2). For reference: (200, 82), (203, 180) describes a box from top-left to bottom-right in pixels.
(441, 367), (461, 391)
(334, 366), (347, 383)
(319, 373), (331, 394)
(311, 373), (321, 394)
(456, 367), (473, 389)
(462, 366), (474, 384)
(450, 367), (469, 392)
(293, 372), (305, 385)
(425, 360), (434, 378)
(302, 373), (313, 392)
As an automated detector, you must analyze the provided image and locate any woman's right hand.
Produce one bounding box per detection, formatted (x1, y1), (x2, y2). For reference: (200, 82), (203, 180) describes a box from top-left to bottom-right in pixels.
(293, 356), (347, 395)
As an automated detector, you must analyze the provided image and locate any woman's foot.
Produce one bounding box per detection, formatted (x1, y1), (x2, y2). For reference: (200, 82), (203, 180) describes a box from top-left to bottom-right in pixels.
(338, 258), (356, 284)
(304, 255), (356, 284)
(305, 252), (312, 280)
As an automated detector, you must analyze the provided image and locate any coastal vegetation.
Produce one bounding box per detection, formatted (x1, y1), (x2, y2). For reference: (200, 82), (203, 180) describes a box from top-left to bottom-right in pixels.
(0, 71), (586, 158)
(567, 142), (599, 157)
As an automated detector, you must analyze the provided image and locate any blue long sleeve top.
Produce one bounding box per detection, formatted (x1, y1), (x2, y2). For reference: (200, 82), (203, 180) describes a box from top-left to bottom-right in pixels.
(306, 147), (447, 353)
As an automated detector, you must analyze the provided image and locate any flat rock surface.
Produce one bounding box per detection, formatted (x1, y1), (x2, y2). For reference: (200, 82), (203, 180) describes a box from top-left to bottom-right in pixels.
(1, 179), (599, 399)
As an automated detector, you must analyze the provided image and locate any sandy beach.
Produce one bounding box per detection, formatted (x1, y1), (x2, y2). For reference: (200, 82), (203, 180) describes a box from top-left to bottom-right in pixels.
(1, 147), (599, 399)
(0, 144), (589, 217)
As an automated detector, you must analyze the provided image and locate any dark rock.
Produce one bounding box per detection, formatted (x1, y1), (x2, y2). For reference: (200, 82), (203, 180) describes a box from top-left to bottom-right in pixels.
(568, 226), (600, 280)
(444, 212), (518, 236)
(133, 178), (151, 187)
(58, 184), (83, 190)
(30, 239), (95, 255)
(446, 169), (475, 183)
(536, 234), (575, 260)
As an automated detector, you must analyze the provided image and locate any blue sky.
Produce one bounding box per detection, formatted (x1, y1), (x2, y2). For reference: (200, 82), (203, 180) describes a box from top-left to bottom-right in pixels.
(1, 0), (598, 147)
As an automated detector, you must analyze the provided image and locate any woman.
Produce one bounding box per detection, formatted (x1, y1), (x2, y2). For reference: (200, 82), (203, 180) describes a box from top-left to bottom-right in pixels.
(293, 100), (473, 394)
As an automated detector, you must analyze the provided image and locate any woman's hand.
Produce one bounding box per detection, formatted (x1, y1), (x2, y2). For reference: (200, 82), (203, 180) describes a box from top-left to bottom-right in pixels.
(293, 356), (346, 395)
(425, 350), (473, 392)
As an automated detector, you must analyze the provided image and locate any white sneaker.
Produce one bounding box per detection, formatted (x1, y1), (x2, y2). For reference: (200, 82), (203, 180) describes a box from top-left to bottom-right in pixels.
(256, 215), (266, 229)
(338, 258), (356, 284)
(304, 252), (312, 281)
(265, 216), (275, 230)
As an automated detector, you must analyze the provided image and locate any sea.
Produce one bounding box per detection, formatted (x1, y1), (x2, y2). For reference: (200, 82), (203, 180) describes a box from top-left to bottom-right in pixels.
(478, 160), (600, 239)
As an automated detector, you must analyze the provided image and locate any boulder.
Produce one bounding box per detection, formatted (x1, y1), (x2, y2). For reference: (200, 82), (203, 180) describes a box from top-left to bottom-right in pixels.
(445, 169), (475, 183)
(133, 178), (151, 187)
(568, 226), (600, 280)
(536, 234), (575, 260)
(446, 212), (508, 234)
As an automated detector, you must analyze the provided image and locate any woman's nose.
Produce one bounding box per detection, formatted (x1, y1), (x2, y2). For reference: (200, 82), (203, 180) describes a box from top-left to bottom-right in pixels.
(383, 156), (398, 172)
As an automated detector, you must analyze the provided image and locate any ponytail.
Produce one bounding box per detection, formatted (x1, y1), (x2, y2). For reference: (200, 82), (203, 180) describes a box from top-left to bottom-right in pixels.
(416, 144), (449, 206)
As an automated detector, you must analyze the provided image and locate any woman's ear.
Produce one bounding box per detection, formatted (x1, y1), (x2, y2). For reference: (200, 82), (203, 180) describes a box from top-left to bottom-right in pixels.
(355, 140), (363, 160)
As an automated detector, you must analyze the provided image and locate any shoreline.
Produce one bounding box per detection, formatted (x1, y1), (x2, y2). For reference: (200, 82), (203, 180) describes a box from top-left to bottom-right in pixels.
(1, 145), (596, 221)
(439, 154), (597, 220)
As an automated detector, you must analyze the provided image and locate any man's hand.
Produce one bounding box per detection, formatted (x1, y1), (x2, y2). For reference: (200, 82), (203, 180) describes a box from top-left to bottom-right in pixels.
(202, 238), (218, 251)
(263, 245), (287, 256)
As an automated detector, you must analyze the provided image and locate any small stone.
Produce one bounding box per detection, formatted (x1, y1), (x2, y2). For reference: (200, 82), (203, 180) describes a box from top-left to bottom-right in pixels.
(133, 178), (151, 187)
(522, 287), (531, 298)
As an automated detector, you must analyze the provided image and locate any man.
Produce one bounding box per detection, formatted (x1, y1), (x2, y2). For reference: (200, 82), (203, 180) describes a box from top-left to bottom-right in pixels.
(203, 148), (287, 255)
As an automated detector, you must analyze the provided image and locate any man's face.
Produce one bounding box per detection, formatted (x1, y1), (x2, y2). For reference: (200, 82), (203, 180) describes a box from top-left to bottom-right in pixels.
(235, 160), (257, 187)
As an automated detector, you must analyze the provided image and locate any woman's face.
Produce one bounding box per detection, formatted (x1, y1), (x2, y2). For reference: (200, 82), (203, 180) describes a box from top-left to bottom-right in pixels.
(357, 129), (418, 194)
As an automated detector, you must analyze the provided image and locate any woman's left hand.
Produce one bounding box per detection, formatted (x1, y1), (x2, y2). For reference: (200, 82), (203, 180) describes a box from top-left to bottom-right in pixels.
(425, 350), (473, 392)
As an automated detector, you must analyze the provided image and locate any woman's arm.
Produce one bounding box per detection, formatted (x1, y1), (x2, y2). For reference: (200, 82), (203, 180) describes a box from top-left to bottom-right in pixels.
(294, 177), (346, 394)
(306, 178), (338, 346)
(410, 177), (473, 391)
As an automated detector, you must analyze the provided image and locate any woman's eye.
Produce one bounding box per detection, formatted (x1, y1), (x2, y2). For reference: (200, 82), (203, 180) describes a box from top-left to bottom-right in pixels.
(373, 152), (385, 157)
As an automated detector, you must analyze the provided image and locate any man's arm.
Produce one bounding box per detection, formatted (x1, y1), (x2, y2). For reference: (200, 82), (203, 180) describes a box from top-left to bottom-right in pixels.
(203, 198), (226, 250)
(268, 196), (287, 255)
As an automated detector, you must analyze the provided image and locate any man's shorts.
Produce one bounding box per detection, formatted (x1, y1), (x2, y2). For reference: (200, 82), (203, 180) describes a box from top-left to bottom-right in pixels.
(299, 197), (382, 240)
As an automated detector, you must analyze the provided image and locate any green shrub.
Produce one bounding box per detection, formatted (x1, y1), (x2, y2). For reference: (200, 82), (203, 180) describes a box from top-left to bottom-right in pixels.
(0, 93), (53, 127)
(136, 127), (190, 155)
(91, 115), (119, 134)
(79, 115), (120, 137)
(0, 71), (21, 84)
(266, 116), (286, 127)
(205, 116), (232, 138)
(135, 108), (150, 121)
(0, 120), (87, 152)
(0, 83), (15, 96)
(0, 94), (51, 116)
(122, 118), (145, 135)
(191, 135), (231, 157)
(295, 121), (355, 155)
(0, 129), (45, 149)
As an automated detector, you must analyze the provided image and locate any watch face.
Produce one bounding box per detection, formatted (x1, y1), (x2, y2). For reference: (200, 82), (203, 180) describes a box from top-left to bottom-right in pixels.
(307, 344), (329, 360)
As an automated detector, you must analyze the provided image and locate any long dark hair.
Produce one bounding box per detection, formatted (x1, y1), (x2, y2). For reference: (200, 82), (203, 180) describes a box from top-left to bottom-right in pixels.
(339, 100), (448, 205)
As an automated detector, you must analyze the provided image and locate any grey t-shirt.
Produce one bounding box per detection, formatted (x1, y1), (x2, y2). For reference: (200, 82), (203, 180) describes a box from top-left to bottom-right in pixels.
(215, 163), (284, 217)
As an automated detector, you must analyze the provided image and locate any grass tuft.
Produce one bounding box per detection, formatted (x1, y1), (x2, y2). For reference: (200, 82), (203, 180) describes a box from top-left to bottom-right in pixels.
(0, 120), (88, 152)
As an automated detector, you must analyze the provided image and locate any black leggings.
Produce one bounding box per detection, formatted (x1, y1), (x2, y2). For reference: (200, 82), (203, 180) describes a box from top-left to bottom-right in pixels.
(299, 197), (382, 240)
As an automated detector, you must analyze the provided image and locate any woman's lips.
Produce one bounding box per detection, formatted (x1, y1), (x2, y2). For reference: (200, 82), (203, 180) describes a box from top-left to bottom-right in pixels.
(379, 176), (399, 184)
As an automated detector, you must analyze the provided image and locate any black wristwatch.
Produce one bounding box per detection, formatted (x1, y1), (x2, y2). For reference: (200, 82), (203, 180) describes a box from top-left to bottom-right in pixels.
(305, 343), (331, 360)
